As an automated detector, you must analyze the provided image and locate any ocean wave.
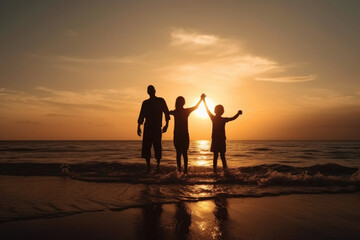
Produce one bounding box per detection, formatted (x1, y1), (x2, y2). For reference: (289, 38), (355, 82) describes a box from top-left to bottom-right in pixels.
(0, 148), (123, 153)
(250, 147), (272, 151)
(1, 162), (359, 187)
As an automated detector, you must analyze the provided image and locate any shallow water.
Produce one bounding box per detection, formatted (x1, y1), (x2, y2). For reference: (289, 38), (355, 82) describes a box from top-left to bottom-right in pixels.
(0, 140), (359, 222)
(1, 140), (360, 167)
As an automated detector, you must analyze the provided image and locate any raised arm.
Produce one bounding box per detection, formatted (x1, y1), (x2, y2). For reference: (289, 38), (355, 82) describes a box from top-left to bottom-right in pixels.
(226, 110), (242, 122)
(188, 94), (206, 112)
(203, 97), (214, 119)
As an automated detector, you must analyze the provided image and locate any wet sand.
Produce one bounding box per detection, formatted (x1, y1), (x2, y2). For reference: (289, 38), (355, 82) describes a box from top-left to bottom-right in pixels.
(1, 193), (360, 240)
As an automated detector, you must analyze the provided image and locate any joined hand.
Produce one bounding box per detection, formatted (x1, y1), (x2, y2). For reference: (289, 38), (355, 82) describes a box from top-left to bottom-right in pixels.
(162, 125), (168, 133)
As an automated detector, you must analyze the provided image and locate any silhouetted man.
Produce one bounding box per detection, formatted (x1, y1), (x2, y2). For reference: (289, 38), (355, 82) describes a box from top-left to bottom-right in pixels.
(138, 85), (170, 172)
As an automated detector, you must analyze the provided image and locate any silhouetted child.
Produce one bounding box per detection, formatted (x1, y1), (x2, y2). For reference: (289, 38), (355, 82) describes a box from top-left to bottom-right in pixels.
(170, 94), (205, 173)
(203, 96), (242, 173)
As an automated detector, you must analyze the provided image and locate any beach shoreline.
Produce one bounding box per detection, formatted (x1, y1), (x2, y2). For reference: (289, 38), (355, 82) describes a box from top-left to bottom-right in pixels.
(1, 193), (360, 240)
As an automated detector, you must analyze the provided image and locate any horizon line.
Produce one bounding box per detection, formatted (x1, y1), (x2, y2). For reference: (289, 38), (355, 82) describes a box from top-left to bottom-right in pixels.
(0, 139), (359, 141)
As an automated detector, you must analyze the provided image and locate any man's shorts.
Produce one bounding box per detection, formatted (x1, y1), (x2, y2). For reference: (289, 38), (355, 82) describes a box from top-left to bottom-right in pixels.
(142, 128), (162, 159)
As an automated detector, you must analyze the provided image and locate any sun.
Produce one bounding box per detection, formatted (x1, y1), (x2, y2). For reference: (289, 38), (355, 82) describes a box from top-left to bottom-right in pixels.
(195, 98), (215, 119)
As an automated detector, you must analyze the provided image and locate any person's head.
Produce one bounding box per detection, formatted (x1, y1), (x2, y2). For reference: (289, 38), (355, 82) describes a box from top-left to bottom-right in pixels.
(214, 105), (224, 116)
(175, 96), (185, 109)
(147, 85), (156, 97)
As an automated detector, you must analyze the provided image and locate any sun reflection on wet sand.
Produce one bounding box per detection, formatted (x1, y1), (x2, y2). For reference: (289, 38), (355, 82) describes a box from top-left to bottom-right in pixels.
(189, 199), (229, 239)
(192, 201), (215, 232)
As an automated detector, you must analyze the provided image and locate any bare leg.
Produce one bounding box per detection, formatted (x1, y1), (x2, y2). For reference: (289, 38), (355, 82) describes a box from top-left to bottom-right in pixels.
(183, 151), (188, 174)
(176, 151), (182, 172)
(145, 158), (151, 172)
(156, 158), (161, 171)
(153, 135), (162, 171)
(213, 152), (219, 173)
(220, 152), (227, 169)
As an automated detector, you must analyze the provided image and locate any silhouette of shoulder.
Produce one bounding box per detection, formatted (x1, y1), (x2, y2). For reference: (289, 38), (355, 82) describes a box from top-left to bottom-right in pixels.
(184, 108), (193, 114)
(141, 97), (161, 104)
(138, 97), (169, 124)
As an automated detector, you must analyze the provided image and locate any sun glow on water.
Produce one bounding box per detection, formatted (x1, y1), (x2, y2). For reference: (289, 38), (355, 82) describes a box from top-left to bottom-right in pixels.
(196, 140), (210, 150)
(196, 159), (208, 166)
(194, 140), (212, 166)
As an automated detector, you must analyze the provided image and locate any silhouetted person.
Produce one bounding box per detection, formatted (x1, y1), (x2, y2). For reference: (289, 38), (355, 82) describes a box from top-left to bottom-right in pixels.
(214, 198), (229, 221)
(175, 202), (192, 239)
(138, 204), (163, 240)
(203, 96), (242, 173)
(214, 198), (230, 240)
(138, 85), (170, 172)
(170, 94), (205, 173)
(136, 185), (164, 240)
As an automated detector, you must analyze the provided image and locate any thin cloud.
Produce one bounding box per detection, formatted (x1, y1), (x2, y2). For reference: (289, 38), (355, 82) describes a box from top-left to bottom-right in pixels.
(52, 64), (81, 73)
(299, 88), (360, 109)
(30, 54), (139, 75)
(40, 99), (115, 111)
(255, 74), (317, 83)
(165, 56), (280, 85)
(53, 56), (136, 64)
(171, 29), (218, 46)
(35, 28), (316, 86)
(0, 87), (142, 137)
(164, 28), (316, 85)
(1, 87), (140, 113)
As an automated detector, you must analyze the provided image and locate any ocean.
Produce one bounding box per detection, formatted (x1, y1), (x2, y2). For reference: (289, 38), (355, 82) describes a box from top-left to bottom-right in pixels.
(0, 140), (359, 223)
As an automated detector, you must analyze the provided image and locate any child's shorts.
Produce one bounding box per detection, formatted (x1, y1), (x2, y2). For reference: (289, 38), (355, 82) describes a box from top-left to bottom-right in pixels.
(174, 133), (189, 152)
(211, 139), (226, 153)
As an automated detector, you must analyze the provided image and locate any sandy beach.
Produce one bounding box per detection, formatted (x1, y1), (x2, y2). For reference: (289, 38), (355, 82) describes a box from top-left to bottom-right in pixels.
(1, 193), (360, 240)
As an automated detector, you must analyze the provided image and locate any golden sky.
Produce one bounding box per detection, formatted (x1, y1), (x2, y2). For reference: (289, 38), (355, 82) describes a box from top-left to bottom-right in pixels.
(1, 0), (360, 140)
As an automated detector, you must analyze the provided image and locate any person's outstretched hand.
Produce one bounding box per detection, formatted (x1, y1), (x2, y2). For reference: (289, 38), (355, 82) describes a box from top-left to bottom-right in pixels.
(201, 93), (206, 100)
(137, 126), (142, 136)
(162, 124), (168, 133)
(238, 110), (243, 115)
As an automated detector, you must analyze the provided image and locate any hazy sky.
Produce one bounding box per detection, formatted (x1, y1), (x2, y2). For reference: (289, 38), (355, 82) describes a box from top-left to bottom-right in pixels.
(1, 0), (360, 140)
